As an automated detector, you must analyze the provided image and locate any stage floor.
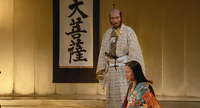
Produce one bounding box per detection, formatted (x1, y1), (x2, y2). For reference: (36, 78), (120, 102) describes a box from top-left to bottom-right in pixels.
(0, 95), (200, 108)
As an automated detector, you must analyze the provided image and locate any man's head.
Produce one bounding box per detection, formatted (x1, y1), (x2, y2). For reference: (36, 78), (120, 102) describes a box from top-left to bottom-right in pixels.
(109, 9), (122, 29)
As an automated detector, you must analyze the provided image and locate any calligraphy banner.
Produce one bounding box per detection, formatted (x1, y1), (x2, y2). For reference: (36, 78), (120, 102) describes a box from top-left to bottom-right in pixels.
(59, 0), (93, 68)
(53, 0), (99, 83)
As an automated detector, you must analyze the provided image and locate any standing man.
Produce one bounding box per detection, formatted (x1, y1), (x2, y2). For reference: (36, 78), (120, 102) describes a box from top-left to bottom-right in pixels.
(96, 9), (146, 108)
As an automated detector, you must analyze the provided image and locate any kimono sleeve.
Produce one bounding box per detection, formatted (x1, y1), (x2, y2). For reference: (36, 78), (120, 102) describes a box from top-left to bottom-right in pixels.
(133, 83), (149, 108)
(96, 29), (111, 89)
(127, 28), (146, 75)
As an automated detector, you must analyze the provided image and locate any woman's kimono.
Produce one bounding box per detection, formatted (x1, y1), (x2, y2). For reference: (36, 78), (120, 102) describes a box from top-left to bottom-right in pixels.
(121, 82), (161, 108)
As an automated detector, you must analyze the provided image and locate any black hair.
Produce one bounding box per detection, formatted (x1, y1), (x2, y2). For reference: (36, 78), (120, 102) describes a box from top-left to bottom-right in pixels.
(125, 60), (155, 96)
(120, 11), (122, 19)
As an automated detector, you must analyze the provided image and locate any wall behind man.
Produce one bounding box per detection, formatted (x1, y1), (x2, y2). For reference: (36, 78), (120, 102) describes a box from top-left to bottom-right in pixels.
(0, 0), (200, 97)
(100, 0), (200, 97)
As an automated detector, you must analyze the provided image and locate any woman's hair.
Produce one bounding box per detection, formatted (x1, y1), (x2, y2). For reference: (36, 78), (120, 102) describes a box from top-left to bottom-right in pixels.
(125, 60), (155, 96)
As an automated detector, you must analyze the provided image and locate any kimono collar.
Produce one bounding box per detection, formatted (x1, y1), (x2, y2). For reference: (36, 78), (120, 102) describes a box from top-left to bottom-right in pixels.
(112, 23), (124, 36)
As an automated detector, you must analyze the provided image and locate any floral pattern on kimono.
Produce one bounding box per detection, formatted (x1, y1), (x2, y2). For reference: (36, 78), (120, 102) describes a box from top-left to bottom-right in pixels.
(121, 82), (161, 108)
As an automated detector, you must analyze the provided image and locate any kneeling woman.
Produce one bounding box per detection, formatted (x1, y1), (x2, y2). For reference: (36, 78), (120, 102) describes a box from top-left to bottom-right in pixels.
(122, 60), (161, 108)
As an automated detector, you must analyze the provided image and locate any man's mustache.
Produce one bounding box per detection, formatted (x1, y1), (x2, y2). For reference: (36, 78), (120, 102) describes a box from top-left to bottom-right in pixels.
(114, 22), (118, 25)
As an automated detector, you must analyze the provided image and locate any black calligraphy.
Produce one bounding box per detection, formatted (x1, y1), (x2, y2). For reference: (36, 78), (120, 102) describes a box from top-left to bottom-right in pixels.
(66, 0), (88, 63)
(68, 0), (88, 19)
(65, 18), (87, 35)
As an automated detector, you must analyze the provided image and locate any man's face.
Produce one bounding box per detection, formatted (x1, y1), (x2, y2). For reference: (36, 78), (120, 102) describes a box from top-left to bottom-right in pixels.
(109, 11), (122, 28)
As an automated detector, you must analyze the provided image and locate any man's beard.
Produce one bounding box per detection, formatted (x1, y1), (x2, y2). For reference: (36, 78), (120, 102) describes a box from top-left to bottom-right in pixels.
(112, 20), (122, 29)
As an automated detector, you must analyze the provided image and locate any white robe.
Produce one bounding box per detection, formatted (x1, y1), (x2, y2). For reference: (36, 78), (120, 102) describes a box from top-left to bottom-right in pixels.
(96, 23), (146, 108)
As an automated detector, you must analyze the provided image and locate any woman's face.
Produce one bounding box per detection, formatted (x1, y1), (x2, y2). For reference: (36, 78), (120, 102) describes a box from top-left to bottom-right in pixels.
(125, 65), (135, 82)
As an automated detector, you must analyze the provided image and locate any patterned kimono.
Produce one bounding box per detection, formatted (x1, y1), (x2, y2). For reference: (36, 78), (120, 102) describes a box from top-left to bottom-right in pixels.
(96, 23), (146, 108)
(121, 82), (161, 108)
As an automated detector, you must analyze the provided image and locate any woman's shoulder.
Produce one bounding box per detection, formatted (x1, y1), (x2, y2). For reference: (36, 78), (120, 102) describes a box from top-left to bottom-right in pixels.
(138, 82), (149, 87)
(136, 82), (149, 91)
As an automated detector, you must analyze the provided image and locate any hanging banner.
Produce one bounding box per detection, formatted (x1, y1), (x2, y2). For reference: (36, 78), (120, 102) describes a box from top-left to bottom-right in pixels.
(59, 0), (93, 68)
(53, 0), (99, 83)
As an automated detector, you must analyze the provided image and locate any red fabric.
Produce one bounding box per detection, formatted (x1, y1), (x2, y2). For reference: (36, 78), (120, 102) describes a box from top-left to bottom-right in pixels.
(142, 92), (162, 108)
(123, 96), (127, 108)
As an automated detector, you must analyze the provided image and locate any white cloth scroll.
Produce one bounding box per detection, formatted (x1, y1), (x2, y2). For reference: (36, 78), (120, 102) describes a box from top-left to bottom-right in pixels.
(59, 0), (93, 68)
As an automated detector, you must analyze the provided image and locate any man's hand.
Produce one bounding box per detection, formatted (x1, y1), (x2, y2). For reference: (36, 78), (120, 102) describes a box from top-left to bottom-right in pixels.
(96, 69), (105, 80)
